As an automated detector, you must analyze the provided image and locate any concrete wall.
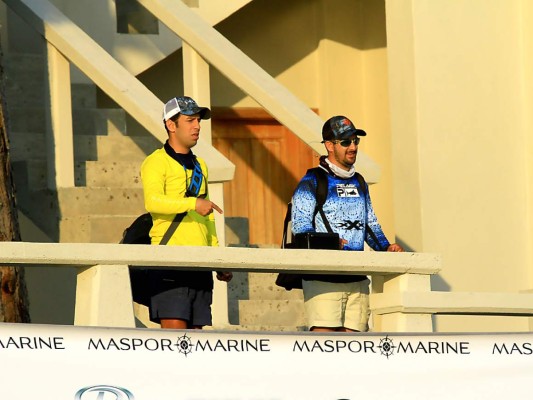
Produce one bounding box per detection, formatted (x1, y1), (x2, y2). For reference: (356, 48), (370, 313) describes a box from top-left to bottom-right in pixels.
(386, 0), (533, 331)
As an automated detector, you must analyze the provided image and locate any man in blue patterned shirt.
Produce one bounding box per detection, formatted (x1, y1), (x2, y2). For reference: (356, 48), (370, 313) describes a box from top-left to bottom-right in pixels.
(291, 115), (403, 332)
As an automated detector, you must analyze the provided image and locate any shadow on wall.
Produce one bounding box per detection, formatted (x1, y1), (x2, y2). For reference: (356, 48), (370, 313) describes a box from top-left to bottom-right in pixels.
(134, 0), (387, 110)
(225, 217), (251, 325)
(18, 213), (76, 325)
(211, 0), (387, 106)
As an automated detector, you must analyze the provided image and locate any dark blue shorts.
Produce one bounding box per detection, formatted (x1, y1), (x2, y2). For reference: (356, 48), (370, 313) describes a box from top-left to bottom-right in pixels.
(149, 286), (213, 326)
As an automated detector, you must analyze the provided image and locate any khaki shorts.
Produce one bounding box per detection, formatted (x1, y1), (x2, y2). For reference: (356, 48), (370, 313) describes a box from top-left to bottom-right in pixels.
(302, 279), (370, 331)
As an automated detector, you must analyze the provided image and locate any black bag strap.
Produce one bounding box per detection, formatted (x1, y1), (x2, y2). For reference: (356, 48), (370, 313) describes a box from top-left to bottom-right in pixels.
(311, 167), (329, 207)
(354, 172), (367, 196)
(281, 203), (292, 249)
(282, 167), (332, 247)
(356, 172), (386, 251)
(365, 223), (385, 251)
(310, 168), (334, 234)
(159, 212), (186, 245)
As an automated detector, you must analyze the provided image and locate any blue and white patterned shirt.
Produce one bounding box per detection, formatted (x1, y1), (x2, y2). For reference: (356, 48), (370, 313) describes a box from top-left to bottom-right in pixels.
(291, 167), (390, 252)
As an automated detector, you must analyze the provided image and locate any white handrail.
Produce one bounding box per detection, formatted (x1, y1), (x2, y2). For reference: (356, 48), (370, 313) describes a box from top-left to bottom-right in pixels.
(1, 242), (442, 330)
(0, 242), (440, 274)
(2, 242), (532, 332)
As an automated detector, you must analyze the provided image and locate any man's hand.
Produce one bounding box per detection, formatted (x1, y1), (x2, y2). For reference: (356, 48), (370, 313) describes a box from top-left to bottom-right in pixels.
(195, 198), (223, 216)
(216, 271), (233, 282)
(387, 243), (404, 252)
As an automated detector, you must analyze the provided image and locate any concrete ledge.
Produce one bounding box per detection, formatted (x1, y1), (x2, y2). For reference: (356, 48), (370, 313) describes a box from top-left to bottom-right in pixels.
(0, 242), (441, 275)
(371, 291), (533, 316)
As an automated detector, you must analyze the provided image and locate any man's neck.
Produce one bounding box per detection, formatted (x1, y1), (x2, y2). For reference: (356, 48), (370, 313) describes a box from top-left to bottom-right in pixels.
(327, 155), (350, 171)
(168, 137), (189, 154)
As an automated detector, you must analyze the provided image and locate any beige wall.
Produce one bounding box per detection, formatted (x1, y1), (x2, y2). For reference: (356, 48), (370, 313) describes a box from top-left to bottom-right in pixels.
(522, 0), (533, 291)
(386, 0), (533, 331)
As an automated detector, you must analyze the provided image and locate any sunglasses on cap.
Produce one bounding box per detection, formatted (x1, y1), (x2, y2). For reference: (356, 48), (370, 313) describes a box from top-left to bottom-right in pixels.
(330, 137), (361, 147)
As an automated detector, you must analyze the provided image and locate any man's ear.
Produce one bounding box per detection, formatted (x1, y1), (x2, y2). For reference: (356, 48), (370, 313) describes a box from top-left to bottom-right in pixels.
(165, 119), (175, 132)
(324, 141), (334, 153)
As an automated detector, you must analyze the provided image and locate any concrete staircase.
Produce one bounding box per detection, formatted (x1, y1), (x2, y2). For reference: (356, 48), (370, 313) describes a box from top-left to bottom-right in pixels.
(5, 53), (155, 244)
(4, 52), (306, 330)
(226, 270), (306, 331)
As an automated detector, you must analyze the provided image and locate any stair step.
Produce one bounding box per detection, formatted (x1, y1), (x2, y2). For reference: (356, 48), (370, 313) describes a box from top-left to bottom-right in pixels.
(72, 108), (127, 136)
(91, 134), (161, 161)
(228, 272), (303, 301)
(58, 187), (145, 217)
(6, 106), (127, 136)
(71, 83), (97, 109)
(5, 58), (97, 109)
(17, 187), (145, 218)
(78, 160), (142, 188)
(59, 214), (143, 243)
(237, 299), (305, 326)
(9, 132), (160, 162)
(11, 159), (143, 190)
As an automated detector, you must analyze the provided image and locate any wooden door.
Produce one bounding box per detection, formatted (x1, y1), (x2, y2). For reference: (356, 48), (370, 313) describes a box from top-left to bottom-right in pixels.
(212, 108), (319, 246)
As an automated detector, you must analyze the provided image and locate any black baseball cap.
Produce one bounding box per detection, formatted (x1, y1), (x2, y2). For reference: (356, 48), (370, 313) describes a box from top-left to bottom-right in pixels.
(322, 116), (366, 141)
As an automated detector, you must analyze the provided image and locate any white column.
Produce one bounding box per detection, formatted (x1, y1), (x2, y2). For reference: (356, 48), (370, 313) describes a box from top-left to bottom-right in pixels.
(182, 31), (228, 326)
(74, 264), (136, 328)
(370, 273), (434, 332)
(209, 181), (230, 327)
(45, 43), (75, 189)
(182, 41), (212, 143)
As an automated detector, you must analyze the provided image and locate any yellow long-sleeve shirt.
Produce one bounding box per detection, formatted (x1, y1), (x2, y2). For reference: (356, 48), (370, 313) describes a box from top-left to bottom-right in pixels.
(140, 148), (218, 247)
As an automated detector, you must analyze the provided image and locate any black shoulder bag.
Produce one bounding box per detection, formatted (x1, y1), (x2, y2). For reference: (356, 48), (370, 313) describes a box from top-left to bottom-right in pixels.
(275, 168), (340, 291)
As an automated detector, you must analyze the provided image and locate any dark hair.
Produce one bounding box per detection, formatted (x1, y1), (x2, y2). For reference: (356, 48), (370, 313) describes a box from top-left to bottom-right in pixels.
(164, 114), (180, 135)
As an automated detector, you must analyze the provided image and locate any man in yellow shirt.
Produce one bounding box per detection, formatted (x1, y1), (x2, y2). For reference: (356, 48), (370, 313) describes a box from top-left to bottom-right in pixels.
(141, 96), (232, 329)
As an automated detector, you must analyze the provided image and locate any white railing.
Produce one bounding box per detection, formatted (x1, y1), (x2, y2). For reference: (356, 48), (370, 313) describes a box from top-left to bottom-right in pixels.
(1, 241), (531, 333)
(1, 242), (442, 331)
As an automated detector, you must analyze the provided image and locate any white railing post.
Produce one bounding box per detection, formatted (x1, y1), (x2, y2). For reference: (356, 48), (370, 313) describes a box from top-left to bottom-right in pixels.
(44, 42), (75, 189)
(370, 273), (434, 332)
(183, 34), (229, 324)
(524, 289), (533, 331)
(74, 264), (136, 328)
(209, 181), (230, 327)
(182, 41), (212, 142)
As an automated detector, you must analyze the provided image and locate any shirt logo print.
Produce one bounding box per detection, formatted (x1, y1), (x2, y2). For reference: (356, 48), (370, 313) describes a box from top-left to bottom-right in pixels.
(335, 220), (364, 230)
(336, 184), (360, 197)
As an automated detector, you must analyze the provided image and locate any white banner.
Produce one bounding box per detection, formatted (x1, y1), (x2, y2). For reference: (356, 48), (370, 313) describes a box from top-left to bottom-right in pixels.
(0, 323), (531, 399)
